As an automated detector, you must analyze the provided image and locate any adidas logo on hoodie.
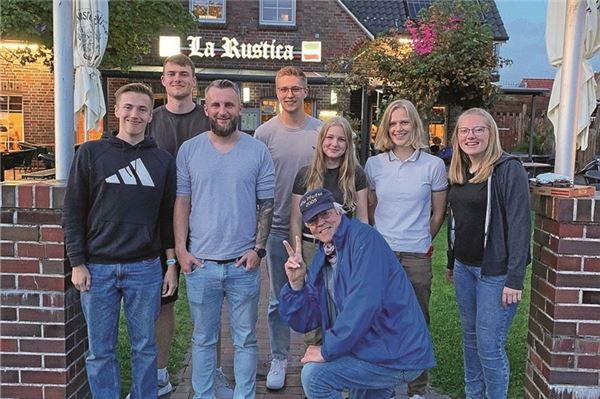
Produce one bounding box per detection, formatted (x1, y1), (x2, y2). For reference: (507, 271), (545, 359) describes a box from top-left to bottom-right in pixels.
(105, 158), (155, 187)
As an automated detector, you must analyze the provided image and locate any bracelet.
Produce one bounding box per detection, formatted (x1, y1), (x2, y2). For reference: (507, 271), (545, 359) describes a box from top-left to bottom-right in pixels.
(166, 258), (177, 266)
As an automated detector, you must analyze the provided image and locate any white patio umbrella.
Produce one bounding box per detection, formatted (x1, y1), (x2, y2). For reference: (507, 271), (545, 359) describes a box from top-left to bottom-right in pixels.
(74, 0), (109, 141)
(547, 0), (600, 152)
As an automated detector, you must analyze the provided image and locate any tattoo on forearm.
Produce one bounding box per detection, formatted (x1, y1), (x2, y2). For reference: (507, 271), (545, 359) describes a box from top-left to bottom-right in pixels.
(256, 198), (274, 248)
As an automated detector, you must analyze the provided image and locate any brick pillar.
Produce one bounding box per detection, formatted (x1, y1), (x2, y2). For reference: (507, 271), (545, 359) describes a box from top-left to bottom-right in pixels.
(526, 192), (600, 399)
(0, 181), (89, 399)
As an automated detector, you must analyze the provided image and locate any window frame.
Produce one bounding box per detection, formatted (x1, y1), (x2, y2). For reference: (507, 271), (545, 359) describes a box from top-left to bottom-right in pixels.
(189, 0), (226, 24)
(259, 0), (296, 26)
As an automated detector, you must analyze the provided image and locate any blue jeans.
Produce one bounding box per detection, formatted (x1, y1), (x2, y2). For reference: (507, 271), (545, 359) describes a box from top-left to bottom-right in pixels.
(80, 258), (162, 399)
(266, 232), (291, 360)
(185, 260), (260, 399)
(453, 260), (518, 399)
(301, 356), (423, 399)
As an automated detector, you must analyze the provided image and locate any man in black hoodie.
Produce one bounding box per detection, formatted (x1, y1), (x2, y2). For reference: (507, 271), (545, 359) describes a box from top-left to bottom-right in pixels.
(63, 83), (176, 399)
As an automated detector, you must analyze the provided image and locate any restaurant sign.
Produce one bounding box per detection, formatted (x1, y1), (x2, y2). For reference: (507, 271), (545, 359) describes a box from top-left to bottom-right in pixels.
(188, 36), (294, 60)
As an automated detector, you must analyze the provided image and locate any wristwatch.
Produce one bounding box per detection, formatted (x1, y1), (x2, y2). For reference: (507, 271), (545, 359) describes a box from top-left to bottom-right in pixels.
(252, 247), (267, 258)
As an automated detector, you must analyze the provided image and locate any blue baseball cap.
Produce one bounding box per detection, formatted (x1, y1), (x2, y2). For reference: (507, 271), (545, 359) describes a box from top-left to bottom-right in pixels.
(299, 188), (335, 223)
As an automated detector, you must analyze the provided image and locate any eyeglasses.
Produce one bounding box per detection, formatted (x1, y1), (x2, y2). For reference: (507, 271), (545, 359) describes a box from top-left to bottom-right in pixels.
(305, 209), (335, 226)
(276, 86), (306, 95)
(457, 126), (488, 137)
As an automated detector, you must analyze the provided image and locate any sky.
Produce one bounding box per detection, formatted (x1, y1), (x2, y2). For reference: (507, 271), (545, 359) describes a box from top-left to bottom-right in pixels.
(496, 0), (600, 86)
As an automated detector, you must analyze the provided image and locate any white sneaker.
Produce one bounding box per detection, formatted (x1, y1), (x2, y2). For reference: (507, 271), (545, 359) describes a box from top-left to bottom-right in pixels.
(214, 368), (234, 399)
(409, 395), (425, 399)
(157, 369), (173, 397)
(266, 358), (287, 390)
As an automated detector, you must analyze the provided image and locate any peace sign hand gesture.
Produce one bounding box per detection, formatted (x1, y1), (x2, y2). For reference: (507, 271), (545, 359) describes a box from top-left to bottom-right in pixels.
(283, 235), (306, 291)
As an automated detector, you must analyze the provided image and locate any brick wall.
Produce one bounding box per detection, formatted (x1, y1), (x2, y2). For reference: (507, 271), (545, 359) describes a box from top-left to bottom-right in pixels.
(0, 181), (89, 399)
(0, 55), (55, 146)
(526, 193), (600, 399)
(143, 0), (367, 71)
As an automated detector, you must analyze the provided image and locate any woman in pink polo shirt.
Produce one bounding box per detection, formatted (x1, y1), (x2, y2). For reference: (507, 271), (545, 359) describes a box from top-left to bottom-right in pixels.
(364, 99), (447, 399)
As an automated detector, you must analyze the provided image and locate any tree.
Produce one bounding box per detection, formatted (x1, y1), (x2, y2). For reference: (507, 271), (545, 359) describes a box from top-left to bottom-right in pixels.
(330, 0), (510, 128)
(0, 0), (196, 71)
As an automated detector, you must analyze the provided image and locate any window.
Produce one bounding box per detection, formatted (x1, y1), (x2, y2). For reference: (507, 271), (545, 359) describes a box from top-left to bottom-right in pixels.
(260, 97), (314, 124)
(190, 0), (226, 23)
(260, 0), (295, 26)
(0, 95), (24, 151)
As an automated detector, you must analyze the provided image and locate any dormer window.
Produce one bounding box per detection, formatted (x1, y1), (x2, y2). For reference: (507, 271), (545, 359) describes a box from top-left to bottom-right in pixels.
(190, 0), (226, 23)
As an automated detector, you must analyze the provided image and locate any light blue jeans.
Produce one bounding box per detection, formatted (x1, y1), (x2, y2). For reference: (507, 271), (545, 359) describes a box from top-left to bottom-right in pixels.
(266, 232), (291, 360)
(80, 258), (162, 399)
(453, 260), (518, 399)
(185, 260), (260, 399)
(302, 356), (423, 399)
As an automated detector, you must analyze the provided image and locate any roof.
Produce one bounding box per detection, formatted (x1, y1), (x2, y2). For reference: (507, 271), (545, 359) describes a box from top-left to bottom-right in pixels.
(339, 0), (509, 41)
(520, 78), (554, 91)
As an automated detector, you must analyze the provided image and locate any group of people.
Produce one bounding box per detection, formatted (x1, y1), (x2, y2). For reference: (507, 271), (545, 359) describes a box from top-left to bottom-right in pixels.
(62, 55), (531, 399)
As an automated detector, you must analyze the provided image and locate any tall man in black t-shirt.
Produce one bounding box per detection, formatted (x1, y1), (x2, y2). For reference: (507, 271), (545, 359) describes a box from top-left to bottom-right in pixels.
(145, 54), (232, 399)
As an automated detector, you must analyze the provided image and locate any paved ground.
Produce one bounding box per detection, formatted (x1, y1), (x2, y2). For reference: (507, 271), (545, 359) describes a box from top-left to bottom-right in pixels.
(169, 267), (450, 399)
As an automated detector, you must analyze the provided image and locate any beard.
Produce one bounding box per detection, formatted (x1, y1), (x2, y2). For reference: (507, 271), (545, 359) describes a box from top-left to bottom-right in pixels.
(210, 116), (239, 137)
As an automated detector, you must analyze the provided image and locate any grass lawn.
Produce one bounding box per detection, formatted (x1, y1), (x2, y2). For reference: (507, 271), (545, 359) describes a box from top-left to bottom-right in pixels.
(429, 222), (531, 398)
(117, 277), (193, 397)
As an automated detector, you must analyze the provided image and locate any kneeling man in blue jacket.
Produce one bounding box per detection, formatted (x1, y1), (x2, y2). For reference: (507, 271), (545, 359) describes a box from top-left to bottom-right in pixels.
(280, 188), (435, 399)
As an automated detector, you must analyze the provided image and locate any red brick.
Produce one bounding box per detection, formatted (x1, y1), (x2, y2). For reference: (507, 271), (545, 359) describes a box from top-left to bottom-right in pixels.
(575, 199), (593, 222)
(548, 337), (575, 352)
(45, 243), (65, 258)
(555, 273), (600, 289)
(1, 185), (16, 207)
(43, 323), (66, 338)
(42, 293), (65, 308)
(16, 209), (62, 225)
(579, 323), (600, 336)
(557, 238), (600, 256)
(0, 292), (40, 306)
(0, 209), (14, 223)
(0, 307), (17, 321)
(583, 257), (600, 272)
(0, 274), (16, 289)
(44, 354), (67, 368)
(539, 247), (557, 268)
(19, 308), (65, 323)
(0, 353), (42, 367)
(577, 339), (600, 354)
(35, 185), (50, 208)
(559, 223), (585, 237)
(0, 385), (43, 398)
(41, 259), (67, 274)
(554, 305), (600, 320)
(16, 242), (45, 258)
(21, 370), (67, 384)
(0, 370), (19, 383)
(578, 355), (600, 369)
(19, 275), (65, 291)
(17, 185), (34, 208)
(0, 225), (39, 241)
(555, 256), (582, 271)
(0, 322), (41, 337)
(20, 338), (65, 353)
(0, 242), (14, 256)
(554, 198), (574, 222)
(44, 386), (67, 399)
(0, 259), (39, 273)
(41, 226), (64, 242)
(547, 369), (599, 385)
(0, 338), (18, 352)
(587, 225), (600, 238)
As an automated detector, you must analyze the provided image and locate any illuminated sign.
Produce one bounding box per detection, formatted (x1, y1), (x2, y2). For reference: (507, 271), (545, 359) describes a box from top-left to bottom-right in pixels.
(187, 36), (294, 60)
